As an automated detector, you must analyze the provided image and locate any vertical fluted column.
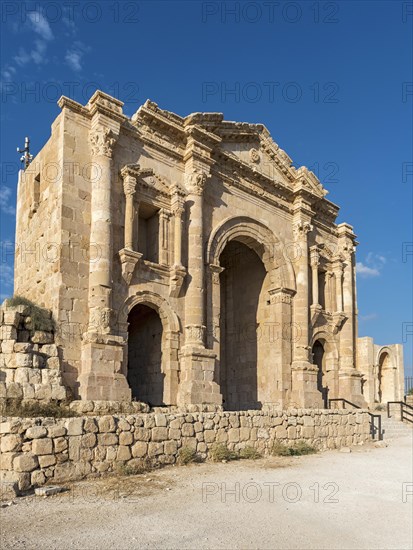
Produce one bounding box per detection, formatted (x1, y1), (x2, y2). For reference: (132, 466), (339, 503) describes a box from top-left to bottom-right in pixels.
(292, 221), (312, 364)
(173, 205), (184, 267)
(340, 244), (356, 369)
(87, 125), (117, 334)
(332, 262), (343, 313)
(121, 170), (137, 250)
(310, 246), (320, 306)
(184, 170), (208, 346)
(158, 209), (169, 265)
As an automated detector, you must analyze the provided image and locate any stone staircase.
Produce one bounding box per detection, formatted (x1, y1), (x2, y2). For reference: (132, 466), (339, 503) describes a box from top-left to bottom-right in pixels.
(379, 414), (413, 440)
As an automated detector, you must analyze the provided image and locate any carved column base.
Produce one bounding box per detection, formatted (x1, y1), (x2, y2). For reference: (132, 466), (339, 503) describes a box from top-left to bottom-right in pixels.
(79, 335), (131, 401)
(119, 248), (142, 284)
(290, 362), (324, 409)
(169, 265), (186, 298)
(338, 369), (366, 408)
(176, 346), (222, 406)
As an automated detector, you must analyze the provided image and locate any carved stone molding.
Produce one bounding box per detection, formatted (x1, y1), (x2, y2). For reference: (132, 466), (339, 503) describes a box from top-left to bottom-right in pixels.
(89, 126), (117, 158)
(310, 304), (323, 325)
(209, 263), (225, 285)
(293, 220), (313, 239)
(268, 287), (295, 305)
(169, 265), (186, 298)
(185, 170), (209, 195)
(185, 324), (206, 345)
(118, 248), (142, 284)
(249, 148), (260, 164)
(122, 174), (137, 196)
(331, 312), (347, 334)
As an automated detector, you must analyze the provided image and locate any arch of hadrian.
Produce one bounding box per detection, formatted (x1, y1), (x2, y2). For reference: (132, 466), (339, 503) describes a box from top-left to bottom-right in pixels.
(12, 91), (404, 409)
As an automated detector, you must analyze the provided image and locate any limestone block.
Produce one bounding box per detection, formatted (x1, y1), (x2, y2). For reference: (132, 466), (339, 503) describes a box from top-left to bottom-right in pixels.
(46, 357), (60, 369)
(15, 354), (33, 368)
(31, 331), (54, 344)
(54, 437), (68, 453)
(152, 427), (168, 441)
(182, 437), (197, 450)
(164, 440), (177, 455)
(38, 454), (56, 468)
(0, 451), (18, 470)
(119, 432), (133, 446)
(6, 383), (23, 400)
(118, 419), (131, 431)
(116, 446), (131, 461)
(154, 414), (167, 427)
(134, 427), (150, 441)
(14, 343), (33, 353)
(51, 385), (67, 401)
(132, 441), (148, 458)
(13, 453), (39, 472)
(181, 423), (195, 437)
(0, 420), (21, 434)
(3, 310), (20, 326)
(84, 418), (98, 433)
(81, 433), (97, 448)
(168, 428), (181, 440)
(148, 442), (164, 457)
(25, 426), (47, 439)
(66, 418), (84, 436)
(31, 470), (46, 486)
(1, 341), (15, 354)
(1, 434), (22, 452)
(0, 326), (17, 340)
(98, 416), (116, 433)
(41, 344), (58, 357)
(22, 384), (35, 399)
(32, 438), (53, 455)
(239, 427), (251, 441)
(47, 425), (66, 438)
(98, 433), (118, 446)
(17, 472), (31, 492)
(228, 428), (240, 443)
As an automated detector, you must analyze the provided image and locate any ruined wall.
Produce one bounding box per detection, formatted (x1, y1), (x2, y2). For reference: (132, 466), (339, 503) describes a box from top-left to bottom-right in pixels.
(0, 408), (371, 495)
(0, 305), (67, 404)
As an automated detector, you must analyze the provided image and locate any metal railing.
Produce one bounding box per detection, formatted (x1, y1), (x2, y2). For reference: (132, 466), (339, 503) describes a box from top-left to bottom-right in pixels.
(328, 398), (383, 440)
(387, 401), (413, 424)
(404, 377), (413, 395)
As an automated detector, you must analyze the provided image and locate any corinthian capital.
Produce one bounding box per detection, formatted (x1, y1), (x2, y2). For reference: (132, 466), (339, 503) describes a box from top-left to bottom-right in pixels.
(89, 126), (117, 158)
(185, 170), (209, 195)
(122, 174), (137, 196)
(293, 220), (313, 239)
(309, 246), (320, 267)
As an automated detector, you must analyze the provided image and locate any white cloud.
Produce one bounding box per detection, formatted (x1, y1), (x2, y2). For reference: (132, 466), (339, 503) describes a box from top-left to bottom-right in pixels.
(356, 262), (380, 277)
(65, 42), (90, 72)
(359, 312), (378, 321)
(0, 186), (16, 216)
(14, 39), (48, 66)
(27, 12), (54, 41)
(356, 252), (387, 278)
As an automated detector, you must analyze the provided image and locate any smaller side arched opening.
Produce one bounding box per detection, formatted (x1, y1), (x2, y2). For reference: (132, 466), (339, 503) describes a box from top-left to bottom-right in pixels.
(312, 340), (328, 407)
(127, 304), (164, 406)
(377, 351), (395, 404)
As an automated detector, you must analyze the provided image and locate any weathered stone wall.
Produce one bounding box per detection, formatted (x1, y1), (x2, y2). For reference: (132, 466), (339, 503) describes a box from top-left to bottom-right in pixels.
(0, 304), (67, 404)
(0, 409), (371, 495)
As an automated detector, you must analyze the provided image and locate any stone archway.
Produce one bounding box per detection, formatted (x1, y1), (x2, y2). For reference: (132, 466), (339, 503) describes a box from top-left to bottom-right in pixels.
(207, 216), (296, 409)
(219, 240), (267, 410)
(377, 350), (395, 403)
(311, 332), (339, 407)
(127, 304), (163, 405)
(120, 291), (181, 405)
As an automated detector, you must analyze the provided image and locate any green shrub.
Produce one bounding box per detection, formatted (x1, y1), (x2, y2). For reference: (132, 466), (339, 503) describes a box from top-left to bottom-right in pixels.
(177, 446), (201, 465)
(5, 295), (55, 332)
(1, 399), (78, 418)
(116, 459), (151, 476)
(239, 446), (262, 460)
(271, 440), (317, 457)
(209, 443), (239, 462)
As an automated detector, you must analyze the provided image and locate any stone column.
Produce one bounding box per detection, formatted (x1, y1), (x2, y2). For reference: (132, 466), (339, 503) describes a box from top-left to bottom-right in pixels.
(310, 246), (320, 306)
(87, 124), (116, 334)
(291, 220), (323, 408)
(80, 122), (131, 401)
(177, 169), (220, 406)
(158, 208), (169, 265)
(337, 224), (365, 406)
(122, 171), (137, 250)
(173, 205), (184, 267)
(332, 261), (343, 313)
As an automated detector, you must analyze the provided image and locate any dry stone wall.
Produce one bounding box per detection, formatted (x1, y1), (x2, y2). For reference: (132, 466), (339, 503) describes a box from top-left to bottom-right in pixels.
(0, 409), (371, 496)
(0, 304), (67, 405)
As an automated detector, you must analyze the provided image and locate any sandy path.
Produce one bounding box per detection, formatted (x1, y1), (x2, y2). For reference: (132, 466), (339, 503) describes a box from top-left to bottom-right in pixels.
(1, 435), (412, 550)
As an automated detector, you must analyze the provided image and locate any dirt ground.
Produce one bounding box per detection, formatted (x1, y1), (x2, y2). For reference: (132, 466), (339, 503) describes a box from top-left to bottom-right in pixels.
(1, 435), (412, 550)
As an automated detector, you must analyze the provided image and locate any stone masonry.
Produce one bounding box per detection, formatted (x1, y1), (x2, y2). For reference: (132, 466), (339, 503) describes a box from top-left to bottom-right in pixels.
(11, 91), (404, 409)
(0, 408), (371, 495)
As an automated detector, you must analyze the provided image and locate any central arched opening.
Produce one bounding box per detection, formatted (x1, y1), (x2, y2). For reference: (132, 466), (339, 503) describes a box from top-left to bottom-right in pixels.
(312, 340), (328, 407)
(127, 304), (164, 405)
(219, 240), (266, 410)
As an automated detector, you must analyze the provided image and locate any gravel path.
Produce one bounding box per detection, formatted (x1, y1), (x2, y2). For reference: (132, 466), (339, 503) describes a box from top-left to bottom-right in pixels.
(1, 435), (412, 550)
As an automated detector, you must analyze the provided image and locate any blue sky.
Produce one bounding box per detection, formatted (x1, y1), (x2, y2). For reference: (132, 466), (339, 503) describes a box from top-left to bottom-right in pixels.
(0, 1), (412, 374)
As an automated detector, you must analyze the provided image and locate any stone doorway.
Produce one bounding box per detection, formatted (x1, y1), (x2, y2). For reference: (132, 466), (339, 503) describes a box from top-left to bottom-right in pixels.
(127, 304), (164, 405)
(219, 240), (266, 410)
(377, 352), (394, 403)
(312, 340), (329, 407)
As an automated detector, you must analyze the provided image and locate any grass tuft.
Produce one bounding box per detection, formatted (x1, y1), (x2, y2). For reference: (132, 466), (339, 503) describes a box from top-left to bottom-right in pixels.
(271, 440), (317, 457)
(177, 446), (201, 465)
(1, 399), (78, 418)
(209, 443), (239, 462)
(5, 295), (55, 332)
(239, 446), (262, 460)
